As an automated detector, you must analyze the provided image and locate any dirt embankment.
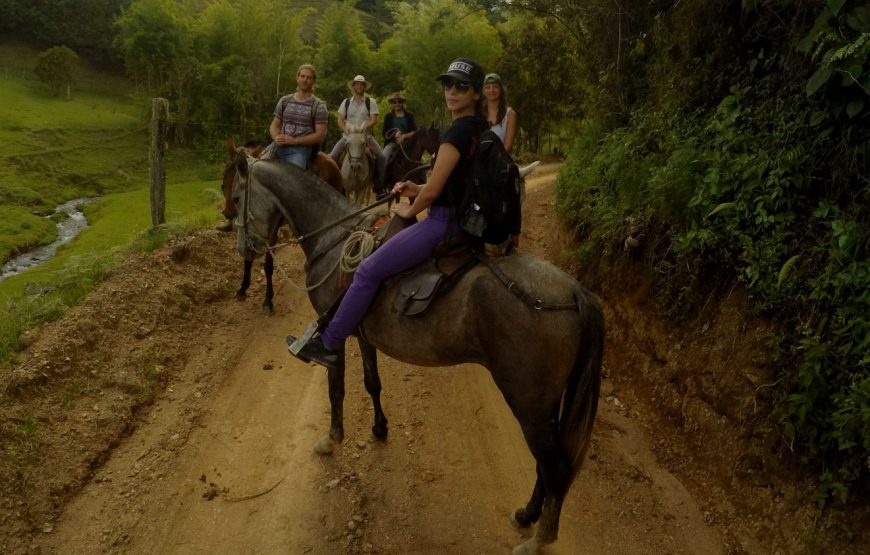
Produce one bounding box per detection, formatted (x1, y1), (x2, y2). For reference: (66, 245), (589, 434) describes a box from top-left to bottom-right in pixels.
(0, 164), (864, 554)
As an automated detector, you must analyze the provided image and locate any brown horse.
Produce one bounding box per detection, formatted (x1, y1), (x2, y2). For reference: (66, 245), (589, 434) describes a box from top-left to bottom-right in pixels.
(232, 154), (603, 554)
(221, 135), (344, 312)
(383, 122), (440, 186)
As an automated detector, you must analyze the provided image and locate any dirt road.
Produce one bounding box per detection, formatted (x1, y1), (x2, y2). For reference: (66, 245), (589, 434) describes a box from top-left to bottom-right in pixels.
(30, 164), (726, 554)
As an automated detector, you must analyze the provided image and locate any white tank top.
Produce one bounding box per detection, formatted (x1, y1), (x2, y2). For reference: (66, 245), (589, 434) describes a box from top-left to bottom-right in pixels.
(490, 107), (513, 143)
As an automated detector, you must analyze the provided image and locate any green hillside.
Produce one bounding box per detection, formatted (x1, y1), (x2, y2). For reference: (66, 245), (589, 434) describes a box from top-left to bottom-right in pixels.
(0, 41), (225, 362)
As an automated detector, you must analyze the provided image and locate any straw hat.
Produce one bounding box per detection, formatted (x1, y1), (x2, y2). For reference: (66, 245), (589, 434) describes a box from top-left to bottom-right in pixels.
(388, 92), (407, 103)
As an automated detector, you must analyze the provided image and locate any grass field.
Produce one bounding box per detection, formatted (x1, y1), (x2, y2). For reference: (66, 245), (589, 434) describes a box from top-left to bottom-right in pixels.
(0, 41), (227, 363)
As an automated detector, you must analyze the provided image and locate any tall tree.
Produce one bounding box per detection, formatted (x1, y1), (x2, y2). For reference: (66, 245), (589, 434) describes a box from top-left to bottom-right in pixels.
(313, 1), (376, 105)
(495, 16), (580, 152)
(114, 0), (192, 92)
(379, 0), (502, 123)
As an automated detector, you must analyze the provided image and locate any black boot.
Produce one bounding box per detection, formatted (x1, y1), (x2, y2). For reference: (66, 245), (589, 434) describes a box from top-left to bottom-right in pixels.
(286, 334), (339, 370)
(215, 219), (234, 232)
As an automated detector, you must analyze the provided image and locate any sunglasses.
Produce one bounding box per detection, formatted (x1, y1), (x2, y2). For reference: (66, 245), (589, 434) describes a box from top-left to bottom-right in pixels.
(389, 99), (404, 104)
(441, 77), (472, 93)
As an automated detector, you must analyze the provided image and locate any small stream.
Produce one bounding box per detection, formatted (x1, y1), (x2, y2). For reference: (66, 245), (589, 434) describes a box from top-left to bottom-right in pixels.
(0, 198), (98, 282)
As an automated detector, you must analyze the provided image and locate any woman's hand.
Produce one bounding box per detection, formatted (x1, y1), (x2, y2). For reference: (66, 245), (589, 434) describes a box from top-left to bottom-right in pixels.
(392, 180), (420, 198)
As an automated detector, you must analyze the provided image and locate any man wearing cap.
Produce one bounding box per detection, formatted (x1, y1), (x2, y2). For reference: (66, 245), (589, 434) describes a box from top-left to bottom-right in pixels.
(382, 91), (417, 167)
(329, 75), (387, 195)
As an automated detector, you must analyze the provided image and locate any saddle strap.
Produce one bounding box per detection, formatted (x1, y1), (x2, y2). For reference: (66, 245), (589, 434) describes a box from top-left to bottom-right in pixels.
(475, 253), (579, 312)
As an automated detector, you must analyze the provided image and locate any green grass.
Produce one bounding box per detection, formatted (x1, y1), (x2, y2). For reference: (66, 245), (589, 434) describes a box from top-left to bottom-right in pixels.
(0, 206), (57, 262)
(0, 41), (227, 365)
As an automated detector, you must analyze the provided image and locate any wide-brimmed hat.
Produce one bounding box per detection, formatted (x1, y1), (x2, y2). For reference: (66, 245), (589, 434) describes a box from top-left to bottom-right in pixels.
(347, 75), (372, 91)
(388, 92), (407, 103)
(436, 58), (484, 90)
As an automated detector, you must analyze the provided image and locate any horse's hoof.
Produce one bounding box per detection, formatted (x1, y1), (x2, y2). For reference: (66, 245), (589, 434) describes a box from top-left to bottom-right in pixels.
(235, 292), (247, 302)
(314, 437), (335, 455)
(511, 537), (542, 555)
(371, 424), (388, 440)
(261, 304), (273, 315)
(510, 508), (533, 529)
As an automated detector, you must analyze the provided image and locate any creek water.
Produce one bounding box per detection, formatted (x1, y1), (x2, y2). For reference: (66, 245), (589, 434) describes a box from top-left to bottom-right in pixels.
(0, 198), (98, 282)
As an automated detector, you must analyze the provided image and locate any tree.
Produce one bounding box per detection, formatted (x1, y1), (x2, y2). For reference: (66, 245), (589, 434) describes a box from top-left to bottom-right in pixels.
(495, 17), (581, 152)
(314, 1), (377, 104)
(34, 45), (80, 97)
(379, 0), (502, 123)
(114, 0), (192, 92)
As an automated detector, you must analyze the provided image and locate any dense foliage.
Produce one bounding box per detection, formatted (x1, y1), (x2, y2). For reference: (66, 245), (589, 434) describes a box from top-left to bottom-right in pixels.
(553, 0), (869, 506)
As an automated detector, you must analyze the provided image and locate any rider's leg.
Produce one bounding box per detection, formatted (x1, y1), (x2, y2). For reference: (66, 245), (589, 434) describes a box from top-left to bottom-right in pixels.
(367, 136), (387, 193)
(329, 137), (347, 164)
(320, 206), (457, 350)
(383, 142), (397, 166)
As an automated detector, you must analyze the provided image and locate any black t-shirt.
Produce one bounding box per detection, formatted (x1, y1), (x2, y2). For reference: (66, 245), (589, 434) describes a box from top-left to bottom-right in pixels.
(432, 115), (478, 207)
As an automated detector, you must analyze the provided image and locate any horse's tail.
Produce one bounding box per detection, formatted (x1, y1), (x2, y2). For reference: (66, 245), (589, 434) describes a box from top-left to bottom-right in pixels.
(560, 288), (604, 482)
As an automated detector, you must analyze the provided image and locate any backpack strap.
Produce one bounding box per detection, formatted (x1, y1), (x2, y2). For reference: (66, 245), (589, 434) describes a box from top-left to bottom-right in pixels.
(344, 96), (371, 117)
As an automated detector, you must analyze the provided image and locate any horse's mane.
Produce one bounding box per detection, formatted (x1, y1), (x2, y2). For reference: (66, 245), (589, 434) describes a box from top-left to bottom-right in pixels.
(253, 157), (357, 212)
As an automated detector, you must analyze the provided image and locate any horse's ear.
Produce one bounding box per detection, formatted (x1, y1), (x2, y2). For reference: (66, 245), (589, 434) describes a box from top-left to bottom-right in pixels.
(226, 134), (236, 158)
(234, 150), (249, 177)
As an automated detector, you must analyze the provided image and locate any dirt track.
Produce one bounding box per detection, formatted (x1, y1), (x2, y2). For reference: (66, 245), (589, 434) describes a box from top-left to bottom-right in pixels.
(18, 165), (731, 554)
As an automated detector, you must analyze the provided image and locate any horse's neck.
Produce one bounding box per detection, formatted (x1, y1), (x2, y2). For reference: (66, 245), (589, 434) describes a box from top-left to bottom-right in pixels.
(258, 162), (356, 253)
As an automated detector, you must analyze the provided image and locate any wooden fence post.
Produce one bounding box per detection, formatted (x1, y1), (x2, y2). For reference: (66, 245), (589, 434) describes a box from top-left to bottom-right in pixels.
(150, 98), (169, 227)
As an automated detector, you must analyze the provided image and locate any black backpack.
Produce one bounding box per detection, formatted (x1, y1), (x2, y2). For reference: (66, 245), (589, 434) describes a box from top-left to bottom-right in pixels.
(458, 129), (522, 245)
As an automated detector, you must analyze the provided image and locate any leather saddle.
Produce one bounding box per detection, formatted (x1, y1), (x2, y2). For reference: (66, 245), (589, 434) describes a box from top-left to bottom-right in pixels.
(385, 232), (477, 317)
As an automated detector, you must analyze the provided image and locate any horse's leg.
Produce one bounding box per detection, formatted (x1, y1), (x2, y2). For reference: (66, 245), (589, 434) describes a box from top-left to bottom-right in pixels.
(358, 338), (388, 439)
(314, 346), (346, 455)
(510, 472), (545, 528)
(511, 416), (573, 555)
(236, 259), (253, 300)
(261, 251), (274, 314)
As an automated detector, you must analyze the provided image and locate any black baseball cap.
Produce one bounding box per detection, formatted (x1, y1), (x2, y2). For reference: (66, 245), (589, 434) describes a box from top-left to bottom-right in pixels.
(436, 58), (485, 90)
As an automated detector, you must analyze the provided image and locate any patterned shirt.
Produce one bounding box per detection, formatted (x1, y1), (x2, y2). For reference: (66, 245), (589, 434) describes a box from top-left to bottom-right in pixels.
(274, 94), (328, 137)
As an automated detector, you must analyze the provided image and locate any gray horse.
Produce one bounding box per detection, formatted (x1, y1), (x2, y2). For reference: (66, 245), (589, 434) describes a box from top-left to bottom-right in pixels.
(232, 154), (603, 555)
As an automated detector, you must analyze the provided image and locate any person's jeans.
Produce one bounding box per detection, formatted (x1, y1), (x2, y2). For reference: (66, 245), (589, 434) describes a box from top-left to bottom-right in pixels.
(276, 145), (311, 168)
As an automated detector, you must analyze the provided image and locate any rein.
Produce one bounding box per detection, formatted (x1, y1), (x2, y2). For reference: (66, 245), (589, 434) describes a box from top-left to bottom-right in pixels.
(393, 134), (433, 182)
(290, 191), (398, 244)
(241, 160), (397, 291)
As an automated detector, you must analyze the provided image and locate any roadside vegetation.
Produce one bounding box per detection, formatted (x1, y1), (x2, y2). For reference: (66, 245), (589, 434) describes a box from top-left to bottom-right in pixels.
(0, 0), (867, 538)
(547, 0), (869, 511)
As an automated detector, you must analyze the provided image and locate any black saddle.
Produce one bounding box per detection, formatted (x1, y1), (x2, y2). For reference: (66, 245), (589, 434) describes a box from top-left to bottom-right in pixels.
(387, 234), (477, 317)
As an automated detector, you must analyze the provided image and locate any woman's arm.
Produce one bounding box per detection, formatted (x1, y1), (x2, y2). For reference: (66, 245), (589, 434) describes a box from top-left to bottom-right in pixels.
(391, 143), (460, 219)
(504, 108), (517, 152)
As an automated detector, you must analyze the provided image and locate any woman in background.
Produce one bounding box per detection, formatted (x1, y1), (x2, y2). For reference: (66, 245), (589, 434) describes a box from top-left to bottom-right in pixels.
(482, 73), (516, 152)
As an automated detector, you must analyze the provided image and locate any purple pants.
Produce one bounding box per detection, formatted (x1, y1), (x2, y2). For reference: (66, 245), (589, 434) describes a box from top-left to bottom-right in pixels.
(321, 205), (458, 349)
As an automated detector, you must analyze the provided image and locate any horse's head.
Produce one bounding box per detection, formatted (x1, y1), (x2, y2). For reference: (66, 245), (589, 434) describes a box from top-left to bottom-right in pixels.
(420, 122), (441, 156)
(222, 135), (263, 220)
(344, 126), (368, 173)
(231, 154), (282, 260)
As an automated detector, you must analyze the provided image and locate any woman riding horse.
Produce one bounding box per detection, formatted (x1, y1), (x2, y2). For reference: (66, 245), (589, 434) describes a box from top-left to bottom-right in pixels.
(286, 58), (487, 368)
